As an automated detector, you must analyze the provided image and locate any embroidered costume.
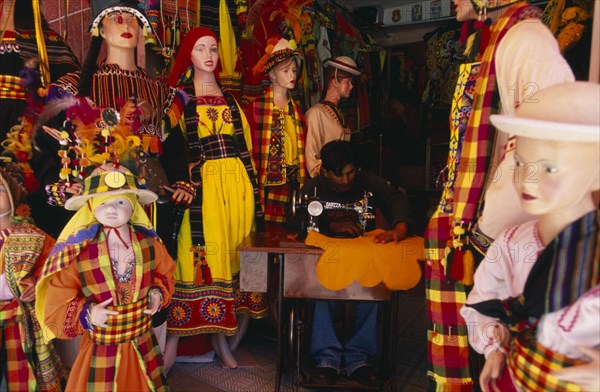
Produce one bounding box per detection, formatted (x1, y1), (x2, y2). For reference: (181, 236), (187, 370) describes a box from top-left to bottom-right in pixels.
(248, 87), (307, 224)
(423, 3), (575, 388)
(304, 100), (351, 178)
(462, 211), (599, 391)
(0, 160), (66, 391)
(36, 167), (175, 391)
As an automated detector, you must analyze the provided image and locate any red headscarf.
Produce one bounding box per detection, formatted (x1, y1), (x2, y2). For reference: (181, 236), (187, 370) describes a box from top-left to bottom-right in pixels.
(167, 26), (220, 88)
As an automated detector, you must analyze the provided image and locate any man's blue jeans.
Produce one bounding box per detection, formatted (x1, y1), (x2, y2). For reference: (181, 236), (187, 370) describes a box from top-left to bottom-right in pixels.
(310, 301), (380, 375)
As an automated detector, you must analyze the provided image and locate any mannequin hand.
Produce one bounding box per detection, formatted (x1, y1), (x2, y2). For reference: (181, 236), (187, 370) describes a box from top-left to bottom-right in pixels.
(480, 350), (507, 392)
(188, 162), (202, 187)
(90, 298), (118, 328)
(143, 290), (162, 315)
(65, 182), (82, 195)
(374, 223), (407, 243)
(329, 219), (362, 237)
(552, 346), (600, 391)
(19, 279), (36, 302)
(137, 100), (154, 121)
(171, 188), (194, 206)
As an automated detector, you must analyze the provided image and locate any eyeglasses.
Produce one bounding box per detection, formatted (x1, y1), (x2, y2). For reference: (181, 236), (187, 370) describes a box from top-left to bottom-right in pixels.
(105, 12), (139, 27)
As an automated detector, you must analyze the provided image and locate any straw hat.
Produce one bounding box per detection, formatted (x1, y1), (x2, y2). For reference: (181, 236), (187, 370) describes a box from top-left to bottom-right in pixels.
(64, 164), (157, 211)
(324, 56), (361, 76)
(490, 82), (600, 142)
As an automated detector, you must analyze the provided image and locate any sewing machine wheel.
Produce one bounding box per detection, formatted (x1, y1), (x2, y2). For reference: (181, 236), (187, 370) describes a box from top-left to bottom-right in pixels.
(307, 200), (323, 216)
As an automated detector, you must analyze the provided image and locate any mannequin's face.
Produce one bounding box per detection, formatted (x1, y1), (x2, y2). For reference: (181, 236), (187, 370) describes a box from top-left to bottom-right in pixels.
(0, 184), (10, 218)
(191, 36), (219, 74)
(514, 137), (600, 217)
(94, 197), (134, 228)
(100, 11), (140, 50)
(270, 57), (298, 90)
(453, 0), (477, 22)
(332, 76), (354, 99)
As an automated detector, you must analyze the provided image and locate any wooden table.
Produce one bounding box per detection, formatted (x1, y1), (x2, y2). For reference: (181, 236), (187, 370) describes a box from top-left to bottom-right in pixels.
(239, 231), (395, 391)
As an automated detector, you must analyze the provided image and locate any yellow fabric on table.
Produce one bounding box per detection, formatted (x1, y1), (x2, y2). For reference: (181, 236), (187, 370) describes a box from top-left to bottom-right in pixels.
(305, 229), (424, 291)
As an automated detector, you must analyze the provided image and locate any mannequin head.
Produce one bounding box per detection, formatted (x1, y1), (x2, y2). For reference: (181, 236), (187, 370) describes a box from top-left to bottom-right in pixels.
(269, 57), (299, 90)
(100, 10), (141, 51)
(491, 82), (600, 235)
(190, 35), (219, 75)
(92, 195), (135, 228)
(324, 56), (361, 100)
(0, 159), (28, 227)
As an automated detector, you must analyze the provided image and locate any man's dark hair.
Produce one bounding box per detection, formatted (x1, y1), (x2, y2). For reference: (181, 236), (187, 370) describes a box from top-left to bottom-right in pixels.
(320, 141), (355, 176)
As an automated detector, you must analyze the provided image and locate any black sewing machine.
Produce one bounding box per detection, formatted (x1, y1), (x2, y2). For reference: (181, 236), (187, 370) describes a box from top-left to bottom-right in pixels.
(292, 188), (375, 238)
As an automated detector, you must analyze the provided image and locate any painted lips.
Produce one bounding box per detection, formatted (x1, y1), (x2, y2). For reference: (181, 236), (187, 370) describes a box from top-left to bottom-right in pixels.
(121, 33), (133, 39)
(522, 193), (537, 201)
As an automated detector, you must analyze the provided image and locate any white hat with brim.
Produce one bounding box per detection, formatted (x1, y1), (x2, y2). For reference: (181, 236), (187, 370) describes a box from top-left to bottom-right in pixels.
(65, 165), (157, 211)
(325, 56), (361, 76)
(490, 81), (600, 143)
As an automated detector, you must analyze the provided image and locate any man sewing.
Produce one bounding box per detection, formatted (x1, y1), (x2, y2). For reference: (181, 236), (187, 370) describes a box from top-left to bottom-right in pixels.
(293, 140), (414, 386)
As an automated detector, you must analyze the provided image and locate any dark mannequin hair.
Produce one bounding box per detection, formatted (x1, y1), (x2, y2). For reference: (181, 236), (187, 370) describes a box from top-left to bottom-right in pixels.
(14, 1), (50, 30)
(321, 140), (355, 176)
(77, 35), (104, 97)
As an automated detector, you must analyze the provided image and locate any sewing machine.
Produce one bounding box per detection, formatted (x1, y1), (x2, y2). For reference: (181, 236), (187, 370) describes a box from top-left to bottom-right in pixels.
(292, 188), (376, 237)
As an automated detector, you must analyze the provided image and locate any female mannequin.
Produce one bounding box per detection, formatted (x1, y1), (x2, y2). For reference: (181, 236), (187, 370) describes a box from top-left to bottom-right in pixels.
(460, 82), (600, 392)
(246, 38), (307, 228)
(424, 0), (576, 388)
(304, 56), (361, 178)
(0, 158), (65, 390)
(163, 27), (267, 370)
(36, 164), (175, 391)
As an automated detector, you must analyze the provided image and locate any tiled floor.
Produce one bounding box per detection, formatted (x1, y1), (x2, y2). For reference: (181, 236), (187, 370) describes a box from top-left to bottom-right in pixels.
(166, 288), (428, 392)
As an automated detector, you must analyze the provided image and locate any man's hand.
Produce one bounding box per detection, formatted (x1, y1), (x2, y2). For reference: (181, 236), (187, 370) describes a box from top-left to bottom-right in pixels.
(329, 219), (363, 237)
(480, 350), (507, 392)
(374, 222), (407, 243)
(552, 346), (600, 391)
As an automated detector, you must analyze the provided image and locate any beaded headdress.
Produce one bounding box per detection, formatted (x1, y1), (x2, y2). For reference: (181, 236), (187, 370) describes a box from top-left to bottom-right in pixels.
(253, 37), (303, 76)
(89, 0), (153, 39)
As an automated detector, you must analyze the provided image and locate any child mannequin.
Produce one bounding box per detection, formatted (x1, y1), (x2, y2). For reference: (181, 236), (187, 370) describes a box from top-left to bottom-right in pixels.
(0, 158), (65, 390)
(246, 37), (307, 228)
(460, 82), (600, 392)
(36, 164), (175, 391)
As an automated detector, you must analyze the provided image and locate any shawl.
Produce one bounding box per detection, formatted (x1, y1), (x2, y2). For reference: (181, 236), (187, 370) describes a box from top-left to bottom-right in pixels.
(248, 86), (307, 213)
(0, 223), (65, 391)
(423, 3), (542, 390)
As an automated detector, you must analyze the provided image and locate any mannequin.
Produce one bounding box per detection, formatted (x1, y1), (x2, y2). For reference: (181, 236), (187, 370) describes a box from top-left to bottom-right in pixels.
(304, 56), (361, 178)
(460, 82), (599, 392)
(0, 158), (65, 390)
(246, 37), (307, 228)
(35, 164), (175, 391)
(33, 2), (192, 363)
(163, 27), (267, 370)
(424, 0), (576, 388)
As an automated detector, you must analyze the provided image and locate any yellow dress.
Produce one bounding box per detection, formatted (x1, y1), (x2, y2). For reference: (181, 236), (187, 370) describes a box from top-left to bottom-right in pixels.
(168, 95), (267, 336)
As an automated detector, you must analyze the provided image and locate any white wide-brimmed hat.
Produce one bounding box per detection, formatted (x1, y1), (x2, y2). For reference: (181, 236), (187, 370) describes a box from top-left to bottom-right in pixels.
(65, 164), (157, 211)
(324, 56), (361, 76)
(490, 81), (599, 142)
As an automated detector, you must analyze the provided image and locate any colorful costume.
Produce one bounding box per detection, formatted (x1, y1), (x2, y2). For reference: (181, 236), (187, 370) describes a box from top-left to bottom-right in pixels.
(304, 101), (351, 178)
(248, 86), (307, 224)
(35, 167), (175, 391)
(164, 27), (267, 337)
(423, 3), (575, 389)
(0, 160), (65, 391)
(462, 211), (599, 391)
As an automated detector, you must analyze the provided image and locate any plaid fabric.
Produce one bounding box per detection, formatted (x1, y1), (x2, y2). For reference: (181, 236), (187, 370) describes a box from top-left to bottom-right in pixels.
(0, 223), (65, 391)
(508, 330), (583, 392)
(1, 320), (36, 391)
(182, 86), (263, 244)
(248, 86), (306, 223)
(0, 75), (25, 100)
(77, 232), (166, 391)
(88, 299), (152, 345)
(423, 4), (542, 390)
